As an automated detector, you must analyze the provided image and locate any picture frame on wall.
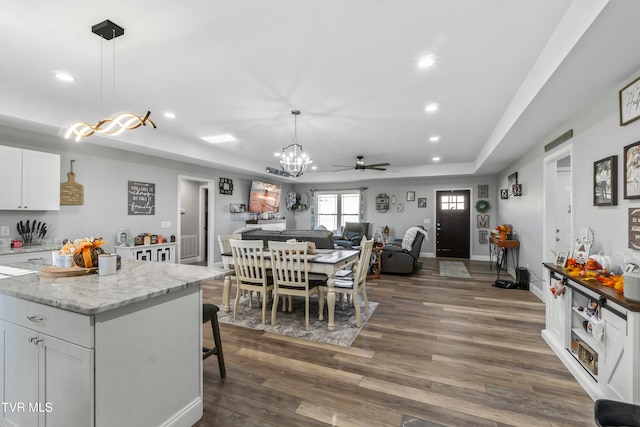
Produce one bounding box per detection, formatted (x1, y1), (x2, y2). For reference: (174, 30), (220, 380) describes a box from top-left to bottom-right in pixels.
(624, 141), (640, 199)
(594, 155), (618, 206)
(406, 191), (415, 201)
(418, 197), (427, 208)
(508, 172), (518, 195)
(620, 76), (640, 126)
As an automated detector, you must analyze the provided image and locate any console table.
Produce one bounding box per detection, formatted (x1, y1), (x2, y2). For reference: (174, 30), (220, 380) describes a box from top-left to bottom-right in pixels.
(542, 263), (640, 403)
(489, 236), (519, 278)
(245, 219), (286, 231)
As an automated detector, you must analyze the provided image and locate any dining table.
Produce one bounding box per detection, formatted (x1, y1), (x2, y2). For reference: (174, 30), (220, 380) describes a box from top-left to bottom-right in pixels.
(221, 248), (360, 331)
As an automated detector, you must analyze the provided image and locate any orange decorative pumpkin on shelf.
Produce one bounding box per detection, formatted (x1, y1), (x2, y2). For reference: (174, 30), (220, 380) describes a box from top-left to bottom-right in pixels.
(585, 258), (602, 271)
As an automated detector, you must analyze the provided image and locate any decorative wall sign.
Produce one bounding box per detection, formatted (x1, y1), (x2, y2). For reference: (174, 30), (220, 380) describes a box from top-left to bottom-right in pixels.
(620, 76), (640, 126)
(475, 200), (490, 212)
(629, 208), (640, 250)
(512, 184), (522, 196)
(500, 189), (509, 199)
(478, 184), (489, 198)
(418, 198), (427, 208)
(406, 191), (415, 201)
(60, 160), (84, 205)
(390, 194), (397, 205)
(479, 230), (488, 244)
(376, 194), (389, 213)
(476, 214), (490, 228)
(128, 181), (155, 215)
(397, 203), (404, 213)
(219, 177), (233, 195)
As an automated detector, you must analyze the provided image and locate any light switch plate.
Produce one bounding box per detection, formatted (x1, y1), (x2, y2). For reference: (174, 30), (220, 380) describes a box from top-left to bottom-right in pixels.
(161, 221), (172, 228)
(0, 226), (9, 236)
(424, 219), (431, 224)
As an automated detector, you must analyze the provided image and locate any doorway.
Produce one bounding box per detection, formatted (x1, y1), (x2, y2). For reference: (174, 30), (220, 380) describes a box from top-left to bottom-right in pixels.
(178, 176), (215, 266)
(435, 190), (471, 258)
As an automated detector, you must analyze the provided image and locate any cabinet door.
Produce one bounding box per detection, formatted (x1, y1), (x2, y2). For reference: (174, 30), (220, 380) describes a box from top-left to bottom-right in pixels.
(0, 320), (40, 427)
(22, 149), (60, 211)
(598, 310), (630, 401)
(0, 146), (24, 210)
(40, 334), (93, 427)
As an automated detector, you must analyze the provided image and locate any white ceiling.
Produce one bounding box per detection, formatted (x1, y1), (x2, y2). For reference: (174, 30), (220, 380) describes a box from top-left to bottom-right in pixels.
(1, 1), (639, 183)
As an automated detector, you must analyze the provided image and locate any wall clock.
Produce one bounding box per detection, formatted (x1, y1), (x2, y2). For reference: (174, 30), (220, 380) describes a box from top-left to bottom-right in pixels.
(219, 178), (233, 195)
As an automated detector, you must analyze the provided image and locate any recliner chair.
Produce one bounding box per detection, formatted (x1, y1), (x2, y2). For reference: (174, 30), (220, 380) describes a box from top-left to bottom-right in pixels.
(334, 222), (369, 249)
(380, 226), (426, 274)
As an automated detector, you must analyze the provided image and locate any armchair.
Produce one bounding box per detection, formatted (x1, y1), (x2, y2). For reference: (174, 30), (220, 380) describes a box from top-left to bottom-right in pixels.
(380, 226), (427, 274)
(334, 222), (369, 249)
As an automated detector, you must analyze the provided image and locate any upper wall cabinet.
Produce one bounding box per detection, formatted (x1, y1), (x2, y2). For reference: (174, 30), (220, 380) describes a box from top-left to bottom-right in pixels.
(0, 145), (60, 211)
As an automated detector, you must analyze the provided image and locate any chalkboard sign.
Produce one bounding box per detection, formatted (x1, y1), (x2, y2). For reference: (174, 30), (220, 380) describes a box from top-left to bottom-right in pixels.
(128, 181), (155, 215)
(629, 208), (640, 250)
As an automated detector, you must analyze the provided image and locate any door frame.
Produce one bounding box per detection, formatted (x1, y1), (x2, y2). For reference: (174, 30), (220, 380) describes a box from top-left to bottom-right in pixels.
(434, 187), (473, 259)
(542, 144), (573, 303)
(177, 175), (215, 267)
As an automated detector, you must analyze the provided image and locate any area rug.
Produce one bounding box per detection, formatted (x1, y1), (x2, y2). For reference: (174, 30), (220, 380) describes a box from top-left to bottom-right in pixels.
(217, 294), (377, 347)
(438, 261), (471, 278)
(401, 415), (446, 427)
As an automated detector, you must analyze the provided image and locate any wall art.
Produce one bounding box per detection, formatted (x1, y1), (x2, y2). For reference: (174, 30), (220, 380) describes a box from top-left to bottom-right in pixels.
(594, 155), (617, 206)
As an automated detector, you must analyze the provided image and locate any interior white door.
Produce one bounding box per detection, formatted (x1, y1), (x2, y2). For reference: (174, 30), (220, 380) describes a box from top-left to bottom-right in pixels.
(555, 166), (572, 253)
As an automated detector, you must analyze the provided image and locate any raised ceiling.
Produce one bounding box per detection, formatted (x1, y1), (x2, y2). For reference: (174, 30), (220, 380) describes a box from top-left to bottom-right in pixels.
(1, 1), (639, 183)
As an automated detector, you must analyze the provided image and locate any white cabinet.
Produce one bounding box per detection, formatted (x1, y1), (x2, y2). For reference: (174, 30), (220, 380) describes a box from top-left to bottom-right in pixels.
(114, 243), (177, 263)
(542, 264), (640, 403)
(0, 298), (94, 427)
(246, 220), (286, 231)
(0, 146), (60, 211)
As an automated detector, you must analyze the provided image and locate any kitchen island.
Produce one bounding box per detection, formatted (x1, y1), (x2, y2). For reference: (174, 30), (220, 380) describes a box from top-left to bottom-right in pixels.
(0, 258), (228, 427)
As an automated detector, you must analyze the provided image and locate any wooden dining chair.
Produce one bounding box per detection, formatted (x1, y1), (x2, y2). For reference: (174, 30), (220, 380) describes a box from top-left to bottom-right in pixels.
(268, 241), (325, 330)
(322, 237), (373, 327)
(229, 239), (273, 325)
(218, 234), (241, 268)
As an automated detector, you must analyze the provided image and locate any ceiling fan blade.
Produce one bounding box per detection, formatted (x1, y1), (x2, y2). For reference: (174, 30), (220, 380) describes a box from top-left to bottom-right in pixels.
(331, 164), (353, 168)
(364, 166), (387, 171)
(332, 167), (354, 172)
(364, 162), (390, 168)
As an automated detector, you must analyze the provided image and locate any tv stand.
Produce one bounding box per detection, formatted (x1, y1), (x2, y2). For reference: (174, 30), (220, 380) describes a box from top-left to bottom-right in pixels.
(246, 219), (286, 231)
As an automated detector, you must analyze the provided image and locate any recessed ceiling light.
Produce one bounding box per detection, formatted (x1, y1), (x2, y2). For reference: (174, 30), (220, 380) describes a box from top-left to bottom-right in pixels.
(55, 73), (75, 82)
(430, 136), (440, 142)
(425, 103), (439, 113)
(163, 112), (176, 119)
(311, 166), (317, 170)
(274, 152), (281, 157)
(202, 134), (236, 144)
(418, 56), (435, 68)
(432, 156), (441, 162)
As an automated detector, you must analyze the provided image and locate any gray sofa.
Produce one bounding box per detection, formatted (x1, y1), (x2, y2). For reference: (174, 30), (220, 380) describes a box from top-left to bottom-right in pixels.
(380, 227), (426, 274)
(239, 229), (335, 249)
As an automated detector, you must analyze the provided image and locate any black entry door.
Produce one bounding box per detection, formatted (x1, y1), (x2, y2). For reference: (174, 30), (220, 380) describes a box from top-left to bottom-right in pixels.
(435, 190), (470, 258)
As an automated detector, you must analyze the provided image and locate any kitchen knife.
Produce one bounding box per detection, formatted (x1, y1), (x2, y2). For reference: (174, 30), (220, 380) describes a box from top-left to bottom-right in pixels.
(19, 221), (24, 235)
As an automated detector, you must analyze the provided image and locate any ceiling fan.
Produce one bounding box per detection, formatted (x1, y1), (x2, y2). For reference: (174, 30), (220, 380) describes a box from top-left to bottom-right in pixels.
(332, 156), (390, 172)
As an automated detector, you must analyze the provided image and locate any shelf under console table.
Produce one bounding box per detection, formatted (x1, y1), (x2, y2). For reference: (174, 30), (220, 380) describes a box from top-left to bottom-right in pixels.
(542, 263), (640, 403)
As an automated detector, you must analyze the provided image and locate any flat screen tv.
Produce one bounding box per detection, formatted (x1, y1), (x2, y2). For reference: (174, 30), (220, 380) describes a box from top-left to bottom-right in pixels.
(248, 180), (281, 213)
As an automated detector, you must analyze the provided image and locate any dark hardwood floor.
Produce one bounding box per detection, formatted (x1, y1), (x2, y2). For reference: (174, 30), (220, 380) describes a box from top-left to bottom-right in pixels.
(196, 258), (594, 426)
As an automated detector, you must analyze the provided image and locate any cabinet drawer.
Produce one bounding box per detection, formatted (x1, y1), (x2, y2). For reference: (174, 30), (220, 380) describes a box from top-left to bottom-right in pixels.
(0, 294), (93, 347)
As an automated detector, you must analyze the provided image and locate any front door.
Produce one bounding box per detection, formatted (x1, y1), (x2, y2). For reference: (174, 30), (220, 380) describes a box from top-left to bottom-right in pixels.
(435, 190), (470, 258)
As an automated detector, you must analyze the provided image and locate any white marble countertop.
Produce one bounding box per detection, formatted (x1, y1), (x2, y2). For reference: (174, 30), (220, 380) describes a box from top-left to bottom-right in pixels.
(0, 259), (229, 315)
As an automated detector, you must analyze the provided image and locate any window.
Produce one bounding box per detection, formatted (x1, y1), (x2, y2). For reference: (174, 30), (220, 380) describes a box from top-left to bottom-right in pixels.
(441, 194), (465, 210)
(316, 192), (360, 232)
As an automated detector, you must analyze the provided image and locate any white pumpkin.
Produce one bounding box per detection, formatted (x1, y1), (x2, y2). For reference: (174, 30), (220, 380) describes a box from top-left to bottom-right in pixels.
(589, 254), (622, 275)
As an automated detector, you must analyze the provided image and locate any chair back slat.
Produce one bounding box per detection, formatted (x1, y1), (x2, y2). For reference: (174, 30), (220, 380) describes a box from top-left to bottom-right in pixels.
(230, 239), (267, 285)
(269, 241), (310, 291)
(354, 238), (374, 286)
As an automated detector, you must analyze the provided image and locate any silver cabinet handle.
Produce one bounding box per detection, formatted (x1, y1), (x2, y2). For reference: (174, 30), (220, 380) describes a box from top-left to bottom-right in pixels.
(26, 315), (44, 323)
(33, 338), (42, 345)
(28, 336), (37, 343)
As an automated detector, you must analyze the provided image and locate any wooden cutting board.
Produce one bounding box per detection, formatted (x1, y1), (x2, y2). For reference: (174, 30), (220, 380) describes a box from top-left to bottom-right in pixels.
(60, 171), (84, 205)
(40, 266), (98, 278)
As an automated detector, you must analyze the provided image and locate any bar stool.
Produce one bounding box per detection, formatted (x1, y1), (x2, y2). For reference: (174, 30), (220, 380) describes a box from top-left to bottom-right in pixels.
(202, 303), (226, 378)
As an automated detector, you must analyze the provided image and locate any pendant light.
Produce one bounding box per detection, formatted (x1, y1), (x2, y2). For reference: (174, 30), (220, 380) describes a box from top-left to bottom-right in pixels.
(279, 110), (311, 177)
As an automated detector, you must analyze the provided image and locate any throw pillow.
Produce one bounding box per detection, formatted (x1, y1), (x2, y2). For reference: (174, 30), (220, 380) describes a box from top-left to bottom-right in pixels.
(345, 232), (358, 240)
(401, 227), (419, 251)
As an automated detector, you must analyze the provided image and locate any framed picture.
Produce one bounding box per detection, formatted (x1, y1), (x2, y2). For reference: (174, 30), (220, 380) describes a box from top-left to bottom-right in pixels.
(219, 177), (233, 195)
(625, 142), (640, 199)
(512, 184), (522, 197)
(594, 155), (618, 206)
(406, 191), (415, 201)
(508, 172), (518, 195)
(555, 251), (568, 268)
(418, 197), (427, 208)
(573, 240), (591, 265)
(620, 76), (640, 126)
(500, 189), (508, 199)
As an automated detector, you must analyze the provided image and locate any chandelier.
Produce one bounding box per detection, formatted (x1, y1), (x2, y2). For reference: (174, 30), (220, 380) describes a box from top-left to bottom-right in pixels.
(65, 20), (155, 142)
(279, 110), (311, 177)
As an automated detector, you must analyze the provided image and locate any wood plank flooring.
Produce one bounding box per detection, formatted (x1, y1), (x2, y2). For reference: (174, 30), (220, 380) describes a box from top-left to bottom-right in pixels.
(195, 259), (594, 426)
